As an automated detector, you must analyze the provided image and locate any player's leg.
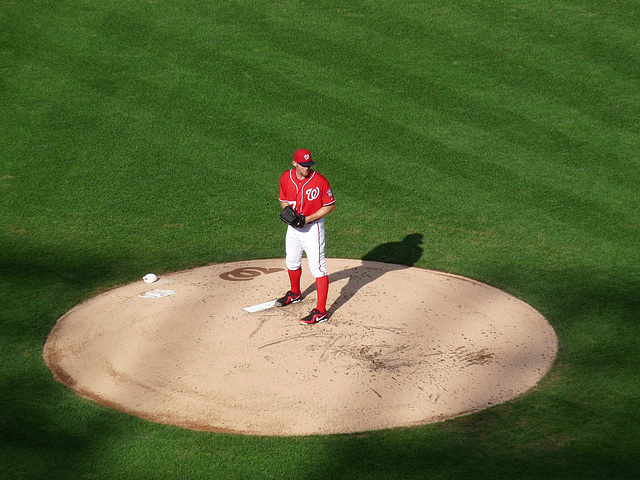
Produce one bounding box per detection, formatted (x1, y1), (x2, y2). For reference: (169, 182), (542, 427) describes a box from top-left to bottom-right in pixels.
(300, 220), (329, 324)
(277, 226), (304, 306)
(315, 275), (329, 314)
(287, 267), (302, 295)
(285, 225), (305, 280)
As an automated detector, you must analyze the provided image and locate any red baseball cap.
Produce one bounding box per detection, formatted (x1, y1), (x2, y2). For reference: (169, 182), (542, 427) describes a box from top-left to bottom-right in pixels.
(294, 148), (315, 166)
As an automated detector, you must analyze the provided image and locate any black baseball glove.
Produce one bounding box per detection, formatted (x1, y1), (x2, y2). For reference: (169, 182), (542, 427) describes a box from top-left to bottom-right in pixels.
(280, 205), (306, 228)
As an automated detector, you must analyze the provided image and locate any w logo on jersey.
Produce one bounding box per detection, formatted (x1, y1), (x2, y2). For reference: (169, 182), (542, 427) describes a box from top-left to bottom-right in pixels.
(306, 187), (320, 201)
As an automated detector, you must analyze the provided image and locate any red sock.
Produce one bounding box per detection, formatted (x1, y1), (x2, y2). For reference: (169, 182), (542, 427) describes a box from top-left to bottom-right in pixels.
(288, 268), (302, 294)
(316, 275), (329, 314)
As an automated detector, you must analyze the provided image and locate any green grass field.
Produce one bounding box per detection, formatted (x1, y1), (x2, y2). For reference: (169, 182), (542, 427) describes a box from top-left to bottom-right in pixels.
(2, 0), (639, 478)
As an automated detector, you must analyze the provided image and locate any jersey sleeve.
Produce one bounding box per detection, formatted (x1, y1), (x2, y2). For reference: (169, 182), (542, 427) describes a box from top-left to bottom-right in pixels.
(322, 177), (335, 207)
(279, 171), (291, 203)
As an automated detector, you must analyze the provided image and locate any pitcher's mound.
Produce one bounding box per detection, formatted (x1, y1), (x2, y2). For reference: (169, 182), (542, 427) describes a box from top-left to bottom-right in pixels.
(44, 259), (557, 436)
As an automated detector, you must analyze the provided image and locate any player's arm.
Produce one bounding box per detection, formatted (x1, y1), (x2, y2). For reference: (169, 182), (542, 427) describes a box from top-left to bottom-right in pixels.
(305, 204), (335, 224)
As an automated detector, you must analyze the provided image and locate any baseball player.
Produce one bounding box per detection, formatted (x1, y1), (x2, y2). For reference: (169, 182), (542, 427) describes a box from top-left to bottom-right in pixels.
(276, 149), (335, 324)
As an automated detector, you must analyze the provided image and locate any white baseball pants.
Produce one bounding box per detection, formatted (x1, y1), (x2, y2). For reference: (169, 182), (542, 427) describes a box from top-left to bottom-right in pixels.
(285, 218), (328, 278)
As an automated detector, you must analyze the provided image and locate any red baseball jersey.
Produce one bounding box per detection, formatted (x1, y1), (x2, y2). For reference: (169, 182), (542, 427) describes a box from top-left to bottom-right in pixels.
(279, 170), (335, 217)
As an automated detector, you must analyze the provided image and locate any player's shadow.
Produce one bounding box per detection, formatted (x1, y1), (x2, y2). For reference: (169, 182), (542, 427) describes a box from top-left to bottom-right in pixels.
(302, 233), (424, 317)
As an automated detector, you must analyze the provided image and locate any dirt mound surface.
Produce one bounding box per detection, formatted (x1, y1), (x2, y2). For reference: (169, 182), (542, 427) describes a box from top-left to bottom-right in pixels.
(44, 259), (557, 436)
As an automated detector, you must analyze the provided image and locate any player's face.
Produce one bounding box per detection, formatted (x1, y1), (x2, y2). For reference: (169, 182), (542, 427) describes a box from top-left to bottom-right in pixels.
(294, 162), (312, 178)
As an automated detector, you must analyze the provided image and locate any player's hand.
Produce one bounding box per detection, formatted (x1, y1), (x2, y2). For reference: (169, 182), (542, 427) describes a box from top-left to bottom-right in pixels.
(293, 214), (306, 228)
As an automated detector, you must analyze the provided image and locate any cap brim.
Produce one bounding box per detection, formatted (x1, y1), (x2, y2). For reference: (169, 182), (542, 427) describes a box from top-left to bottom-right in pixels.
(298, 161), (315, 166)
